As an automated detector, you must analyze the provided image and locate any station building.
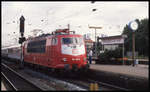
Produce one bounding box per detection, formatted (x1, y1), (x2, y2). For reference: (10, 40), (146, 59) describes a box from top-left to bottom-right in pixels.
(97, 35), (126, 51)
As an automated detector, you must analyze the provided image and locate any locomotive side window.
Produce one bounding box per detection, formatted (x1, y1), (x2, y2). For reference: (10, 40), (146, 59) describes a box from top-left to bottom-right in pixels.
(27, 40), (46, 53)
(52, 38), (57, 45)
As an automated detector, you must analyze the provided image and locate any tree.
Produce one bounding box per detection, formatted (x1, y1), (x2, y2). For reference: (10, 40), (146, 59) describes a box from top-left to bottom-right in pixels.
(122, 18), (149, 56)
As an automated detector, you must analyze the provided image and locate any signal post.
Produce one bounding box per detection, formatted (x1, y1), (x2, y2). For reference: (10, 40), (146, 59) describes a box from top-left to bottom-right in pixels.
(19, 15), (26, 69)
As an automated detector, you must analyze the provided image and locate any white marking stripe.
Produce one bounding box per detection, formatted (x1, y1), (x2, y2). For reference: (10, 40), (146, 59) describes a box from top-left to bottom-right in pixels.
(61, 45), (85, 56)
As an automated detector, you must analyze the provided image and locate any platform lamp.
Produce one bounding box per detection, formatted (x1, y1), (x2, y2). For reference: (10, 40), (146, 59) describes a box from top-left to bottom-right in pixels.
(128, 20), (139, 67)
(88, 26), (102, 57)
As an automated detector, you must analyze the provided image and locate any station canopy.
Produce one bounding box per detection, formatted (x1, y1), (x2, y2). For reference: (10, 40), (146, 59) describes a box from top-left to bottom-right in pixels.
(99, 35), (124, 45)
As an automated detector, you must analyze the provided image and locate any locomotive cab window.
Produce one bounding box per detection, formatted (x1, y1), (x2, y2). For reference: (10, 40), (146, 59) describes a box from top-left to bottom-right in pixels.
(74, 37), (84, 45)
(62, 38), (73, 44)
(62, 37), (83, 45)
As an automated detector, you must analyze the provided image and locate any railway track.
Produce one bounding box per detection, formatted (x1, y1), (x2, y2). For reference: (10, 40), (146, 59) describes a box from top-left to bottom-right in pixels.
(1, 63), (43, 91)
(1, 59), (86, 90)
(53, 73), (130, 91)
(2, 57), (131, 91)
(86, 79), (130, 91)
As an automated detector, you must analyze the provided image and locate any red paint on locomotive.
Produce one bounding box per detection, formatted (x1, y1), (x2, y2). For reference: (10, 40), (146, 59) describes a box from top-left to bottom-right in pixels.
(22, 29), (89, 71)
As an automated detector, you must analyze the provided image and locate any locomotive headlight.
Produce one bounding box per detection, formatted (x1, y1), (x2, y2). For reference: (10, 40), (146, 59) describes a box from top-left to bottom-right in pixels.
(76, 58), (80, 61)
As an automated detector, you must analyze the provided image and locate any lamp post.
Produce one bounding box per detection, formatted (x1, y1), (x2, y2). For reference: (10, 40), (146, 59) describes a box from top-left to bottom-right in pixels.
(128, 20), (138, 67)
(88, 26), (102, 57)
(122, 35), (127, 65)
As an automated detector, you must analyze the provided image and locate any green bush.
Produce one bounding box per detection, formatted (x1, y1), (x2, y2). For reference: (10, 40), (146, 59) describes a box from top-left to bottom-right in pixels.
(97, 48), (122, 64)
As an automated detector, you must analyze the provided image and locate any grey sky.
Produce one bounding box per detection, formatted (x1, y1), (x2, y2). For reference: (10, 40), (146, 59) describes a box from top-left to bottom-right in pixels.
(2, 1), (149, 47)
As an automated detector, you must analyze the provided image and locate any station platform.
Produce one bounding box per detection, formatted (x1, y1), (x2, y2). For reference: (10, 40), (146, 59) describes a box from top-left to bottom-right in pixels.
(4, 54), (149, 79)
(89, 62), (148, 79)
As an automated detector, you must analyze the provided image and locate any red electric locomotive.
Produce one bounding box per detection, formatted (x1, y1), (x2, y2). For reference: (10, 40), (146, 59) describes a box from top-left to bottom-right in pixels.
(22, 29), (89, 72)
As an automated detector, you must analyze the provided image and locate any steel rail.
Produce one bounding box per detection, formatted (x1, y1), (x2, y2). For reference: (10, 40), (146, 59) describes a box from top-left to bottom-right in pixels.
(87, 79), (130, 91)
(1, 72), (18, 91)
(1, 63), (43, 91)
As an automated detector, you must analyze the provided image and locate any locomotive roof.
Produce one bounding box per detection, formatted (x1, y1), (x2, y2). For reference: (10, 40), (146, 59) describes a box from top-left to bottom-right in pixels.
(26, 34), (82, 42)
(26, 28), (82, 42)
